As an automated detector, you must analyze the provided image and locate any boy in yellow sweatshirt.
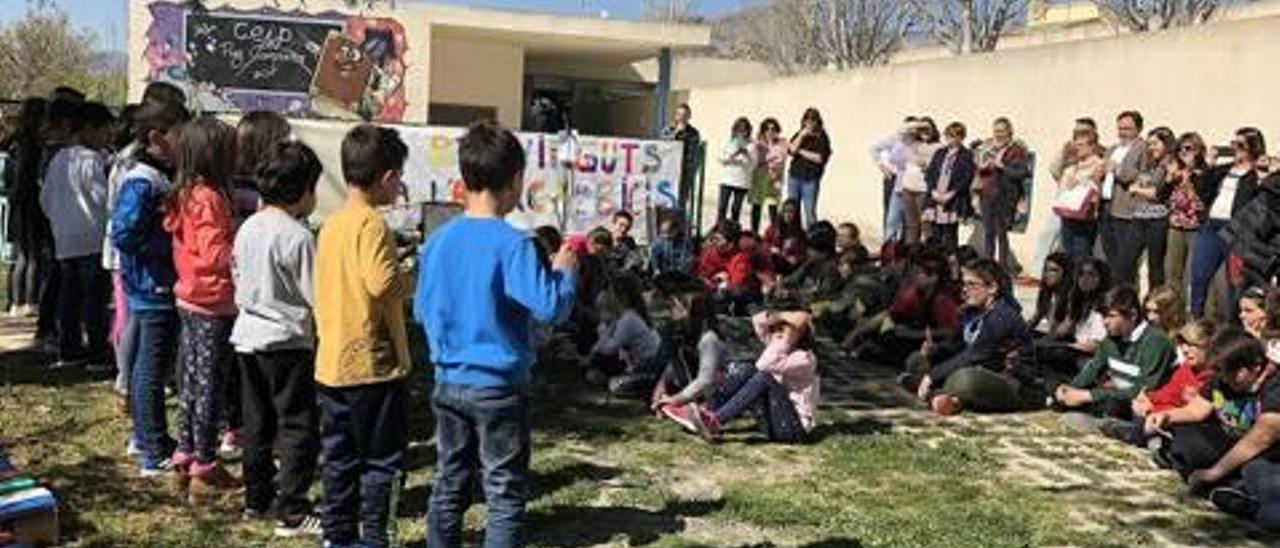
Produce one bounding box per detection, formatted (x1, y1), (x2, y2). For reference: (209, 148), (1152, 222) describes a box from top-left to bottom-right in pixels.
(313, 124), (410, 548)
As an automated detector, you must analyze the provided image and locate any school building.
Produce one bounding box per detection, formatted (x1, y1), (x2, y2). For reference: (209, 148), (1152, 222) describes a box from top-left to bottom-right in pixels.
(126, 0), (766, 137)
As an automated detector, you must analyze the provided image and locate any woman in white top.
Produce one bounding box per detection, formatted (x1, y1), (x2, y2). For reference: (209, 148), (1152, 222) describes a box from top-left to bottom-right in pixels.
(900, 118), (942, 245)
(1055, 131), (1106, 260)
(1188, 127), (1265, 319)
(716, 117), (758, 229)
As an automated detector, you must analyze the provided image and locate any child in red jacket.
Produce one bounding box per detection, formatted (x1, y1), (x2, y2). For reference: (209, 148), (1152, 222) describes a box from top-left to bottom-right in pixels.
(1101, 319), (1219, 446)
(717, 233), (774, 315)
(162, 118), (241, 498)
(696, 228), (737, 288)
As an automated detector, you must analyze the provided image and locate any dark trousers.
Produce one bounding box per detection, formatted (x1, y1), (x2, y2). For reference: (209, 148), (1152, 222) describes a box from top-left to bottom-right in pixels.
(1132, 217), (1169, 289)
(9, 247), (40, 307)
(750, 203), (777, 235)
(1110, 218), (1141, 286)
(1167, 422), (1233, 477)
(1190, 220), (1230, 319)
(55, 254), (110, 361)
(427, 383), (531, 548)
(1098, 202), (1116, 262)
(981, 201), (1015, 273)
(931, 223), (959, 251)
(1060, 219), (1097, 261)
(176, 310), (234, 464)
(711, 366), (804, 443)
(239, 349), (319, 518)
(129, 309), (179, 465)
(717, 186), (747, 228)
(1243, 458), (1280, 530)
(714, 285), (762, 317)
(318, 380), (407, 548)
(35, 250), (59, 340)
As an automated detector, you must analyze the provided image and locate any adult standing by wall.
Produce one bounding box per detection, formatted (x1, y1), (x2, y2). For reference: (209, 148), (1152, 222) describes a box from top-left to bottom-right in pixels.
(901, 118), (942, 246)
(1, 97), (48, 318)
(716, 117), (756, 228)
(1033, 118), (1098, 271)
(1126, 126), (1177, 291)
(661, 103), (702, 216)
(1164, 132), (1209, 305)
(922, 122), (975, 250)
(973, 118), (1030, 274)
(787, 108), (831, 229)
(1190, 127), (1265, 319)
(750, 117), (787, 235)
(871, 117), (917, 242)
(1101, 111), (1148, 286)
(1055, 131), (1106, 260)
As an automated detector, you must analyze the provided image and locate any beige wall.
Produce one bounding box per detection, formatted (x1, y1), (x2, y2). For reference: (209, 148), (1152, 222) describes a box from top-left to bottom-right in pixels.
(687, 14), (1280, 263)
(428, 34), (525, 127)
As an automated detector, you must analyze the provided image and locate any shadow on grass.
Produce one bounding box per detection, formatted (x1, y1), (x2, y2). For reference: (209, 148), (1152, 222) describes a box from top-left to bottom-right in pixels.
(0, 348), (117, 388)
(529, 498), (724, 547)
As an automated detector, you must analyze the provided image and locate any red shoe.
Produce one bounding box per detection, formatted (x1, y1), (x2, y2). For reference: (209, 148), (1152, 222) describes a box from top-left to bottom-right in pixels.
(660, 404), (698, 433)
(688, 405), (722, 442)
(931, 394), (963, 416)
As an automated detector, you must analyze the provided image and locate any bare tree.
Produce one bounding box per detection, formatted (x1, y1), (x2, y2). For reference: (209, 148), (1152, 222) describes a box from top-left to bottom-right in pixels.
(1090, 0), (1239, 32)
(714, 0), (916, 74)
(906, 0), (1029, 53)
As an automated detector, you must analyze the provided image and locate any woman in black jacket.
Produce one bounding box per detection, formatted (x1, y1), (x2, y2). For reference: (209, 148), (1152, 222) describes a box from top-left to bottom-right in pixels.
(1225, 170), (1280, 288)
(1189, 127), (1265, 319)
(1, 97), (48, 316)
(923, 122), (976, 250)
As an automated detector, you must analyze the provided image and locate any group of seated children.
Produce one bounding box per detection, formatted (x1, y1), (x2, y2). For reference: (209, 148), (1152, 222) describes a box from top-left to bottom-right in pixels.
(852, 236), (1280, 530)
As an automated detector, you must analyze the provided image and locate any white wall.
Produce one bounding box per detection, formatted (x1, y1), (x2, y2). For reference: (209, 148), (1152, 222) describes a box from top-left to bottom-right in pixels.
(428, 34), (525, 128)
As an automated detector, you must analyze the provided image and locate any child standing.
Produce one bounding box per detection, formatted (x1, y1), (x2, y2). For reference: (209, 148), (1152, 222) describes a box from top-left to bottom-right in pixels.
(314, 125), (412, 548)
(39, 101), (115, 368)
(111, 99), (190, 476)
(691, 308), (819, 443)
(416, 121), (578, 547)
(163, 118), (241, 496)
(230, 142), (323, 536)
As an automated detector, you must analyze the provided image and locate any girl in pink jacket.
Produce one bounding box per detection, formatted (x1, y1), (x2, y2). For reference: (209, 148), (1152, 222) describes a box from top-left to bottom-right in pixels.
(162, 117), (241, 498)
(691, 308), (819, 443)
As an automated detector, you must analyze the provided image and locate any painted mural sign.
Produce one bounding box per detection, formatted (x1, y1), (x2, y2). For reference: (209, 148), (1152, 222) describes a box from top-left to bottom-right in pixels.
(145, 1), (408, 121)
(390, 126), (683, 238)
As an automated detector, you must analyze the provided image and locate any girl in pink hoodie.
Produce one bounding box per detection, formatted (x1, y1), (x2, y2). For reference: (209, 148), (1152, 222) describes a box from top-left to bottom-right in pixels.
(691, 308), (819, 443)
(162, 117), (241, 498)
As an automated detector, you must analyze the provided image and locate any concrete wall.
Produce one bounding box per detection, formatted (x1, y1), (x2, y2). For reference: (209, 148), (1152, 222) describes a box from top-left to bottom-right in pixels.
(428, 34), (525, 127)
(686, 13), (1280, 263)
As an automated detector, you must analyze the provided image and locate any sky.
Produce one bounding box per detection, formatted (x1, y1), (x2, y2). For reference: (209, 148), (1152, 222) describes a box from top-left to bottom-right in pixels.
(0, 0), (750, 53)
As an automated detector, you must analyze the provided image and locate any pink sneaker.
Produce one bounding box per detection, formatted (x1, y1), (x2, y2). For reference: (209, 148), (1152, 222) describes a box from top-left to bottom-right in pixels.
(931, 394), (963, 416)
(219, 430), (241, 457)
(688, 405), (722, 442)
(660, 404), (698, 433)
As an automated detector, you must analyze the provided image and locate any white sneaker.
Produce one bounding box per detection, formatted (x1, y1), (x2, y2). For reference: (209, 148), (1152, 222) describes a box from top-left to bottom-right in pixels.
(274, 514), (323, 538)
(125, 437), (143, 457)
(139, 458), (173, 478)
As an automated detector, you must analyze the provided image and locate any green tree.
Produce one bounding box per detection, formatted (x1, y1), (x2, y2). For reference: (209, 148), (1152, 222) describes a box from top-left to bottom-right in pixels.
(0, 2), (124, 105)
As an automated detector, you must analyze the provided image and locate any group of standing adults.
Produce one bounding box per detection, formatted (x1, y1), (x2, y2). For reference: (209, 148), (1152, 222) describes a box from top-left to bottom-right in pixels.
(664, 103), (832, 234)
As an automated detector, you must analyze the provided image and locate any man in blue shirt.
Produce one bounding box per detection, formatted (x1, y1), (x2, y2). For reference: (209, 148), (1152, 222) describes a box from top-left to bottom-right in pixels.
(415, 121), (577, 547)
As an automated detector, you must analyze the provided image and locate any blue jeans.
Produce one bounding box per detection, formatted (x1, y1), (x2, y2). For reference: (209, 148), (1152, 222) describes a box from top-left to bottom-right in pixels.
(56, 254), (110, 360)
(318, 380), (407, 548)
(1189, 220), (1229, 319)
(1243, 458), (1280, 530)
(129, 309), (179, 465)
(114, 313), (139, 395)
(787, 174), (821, 228)
(711, 367), (804, 443)
(1060, 219), (1097, 261)
(427, 383), (531, 548)
(884, 190), (905, 242)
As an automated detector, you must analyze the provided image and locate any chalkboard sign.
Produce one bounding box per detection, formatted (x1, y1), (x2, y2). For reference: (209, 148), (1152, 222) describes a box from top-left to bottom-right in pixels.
(185, 12), (342, 93)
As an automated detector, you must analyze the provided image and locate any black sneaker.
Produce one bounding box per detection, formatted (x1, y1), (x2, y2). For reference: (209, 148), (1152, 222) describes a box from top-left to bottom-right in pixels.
(275, 514), (323, 538)
(1210, 486), (1259, 521)
(1152, 446), (1176, 471)
(895, 372), (918, 393)
(1098, 419), (1139, 445)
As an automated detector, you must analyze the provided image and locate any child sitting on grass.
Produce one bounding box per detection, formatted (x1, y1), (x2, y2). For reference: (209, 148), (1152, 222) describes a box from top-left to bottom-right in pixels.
(1099, 319), (1218, 447)
(715, 232), (774, 316)
(650, 274), (727, 432)
(586, 274), (666, 395)
(1053, 285), (1177, 425)
(690, 304), (819, 443)
(696, 225), (738, 289)
(649, 213), (694, 277)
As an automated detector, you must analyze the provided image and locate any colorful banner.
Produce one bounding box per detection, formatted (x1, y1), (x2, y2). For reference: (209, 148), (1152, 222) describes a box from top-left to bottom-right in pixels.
(144, 1), (409, 122)
(288, 120), (683, 239)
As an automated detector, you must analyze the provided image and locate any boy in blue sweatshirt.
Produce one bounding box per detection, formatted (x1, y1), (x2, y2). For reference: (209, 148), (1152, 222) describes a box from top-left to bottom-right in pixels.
(415, 121), (578, 547)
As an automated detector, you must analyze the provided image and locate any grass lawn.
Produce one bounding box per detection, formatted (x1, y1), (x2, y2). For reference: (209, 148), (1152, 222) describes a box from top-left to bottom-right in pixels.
(0, 316), (1275, 547)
